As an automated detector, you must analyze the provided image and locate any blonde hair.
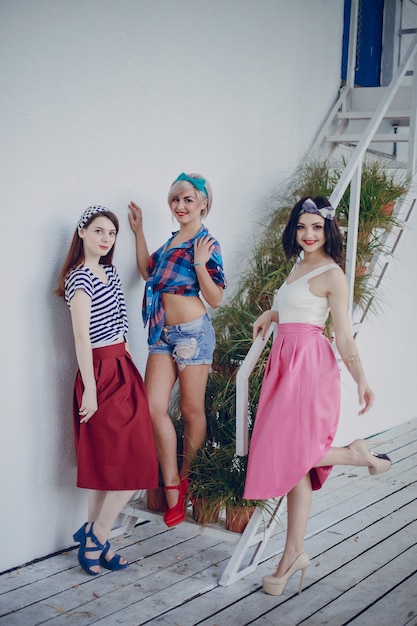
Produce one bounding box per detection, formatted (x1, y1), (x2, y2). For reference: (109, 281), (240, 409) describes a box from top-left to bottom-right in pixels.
(168, 172), (213, 218)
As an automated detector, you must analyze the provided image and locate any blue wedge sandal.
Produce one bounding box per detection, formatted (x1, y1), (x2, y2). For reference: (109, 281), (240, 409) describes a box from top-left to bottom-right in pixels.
(100, 541), (129, 571)
(73, 522), (105, 576)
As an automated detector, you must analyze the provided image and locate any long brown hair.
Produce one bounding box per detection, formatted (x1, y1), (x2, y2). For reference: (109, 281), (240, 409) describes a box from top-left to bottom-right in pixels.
(55, 210), (119, 298)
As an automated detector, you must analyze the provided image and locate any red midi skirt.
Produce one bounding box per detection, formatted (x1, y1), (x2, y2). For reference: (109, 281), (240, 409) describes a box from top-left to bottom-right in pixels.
(73, 342), (158, 490)
(244, 323), (340, 500)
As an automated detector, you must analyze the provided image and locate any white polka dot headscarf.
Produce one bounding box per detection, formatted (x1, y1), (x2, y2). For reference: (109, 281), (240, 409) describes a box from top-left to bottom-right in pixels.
(77, 205), (109, 233)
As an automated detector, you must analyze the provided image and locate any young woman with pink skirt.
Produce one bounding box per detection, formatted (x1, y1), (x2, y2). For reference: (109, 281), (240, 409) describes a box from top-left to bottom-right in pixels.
(244, 196), (392, 596)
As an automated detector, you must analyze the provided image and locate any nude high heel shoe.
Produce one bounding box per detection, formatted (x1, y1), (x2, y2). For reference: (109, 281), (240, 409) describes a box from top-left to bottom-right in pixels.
(348, 439), (392, 475)
(262, 552), (310, 596)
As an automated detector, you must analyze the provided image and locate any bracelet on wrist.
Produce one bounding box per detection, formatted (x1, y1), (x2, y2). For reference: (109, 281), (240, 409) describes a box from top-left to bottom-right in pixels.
(346, 353), (361, 368)
(193, 262), (206, 267)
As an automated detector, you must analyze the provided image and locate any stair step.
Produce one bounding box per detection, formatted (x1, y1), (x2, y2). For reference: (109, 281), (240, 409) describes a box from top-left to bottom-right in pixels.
(336, 110), (410, 122)
(326, 132), (410, 143)
(349, 85), (412, 111)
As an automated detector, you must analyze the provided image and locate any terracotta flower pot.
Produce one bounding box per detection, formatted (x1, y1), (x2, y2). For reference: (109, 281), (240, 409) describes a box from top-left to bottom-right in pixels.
(381, 200), (395, 217)
(225, 504), (256, 533)
(355, 264), (367, 277)
(192, 497), (221, 524)
(146, 487), (166, 512)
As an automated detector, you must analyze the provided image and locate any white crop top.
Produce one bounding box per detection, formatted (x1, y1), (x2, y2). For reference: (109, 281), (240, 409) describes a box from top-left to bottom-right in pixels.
(273, 263), (340, 326)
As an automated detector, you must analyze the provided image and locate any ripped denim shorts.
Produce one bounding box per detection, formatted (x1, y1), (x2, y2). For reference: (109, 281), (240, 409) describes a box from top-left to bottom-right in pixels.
(148, 313), (215, 370)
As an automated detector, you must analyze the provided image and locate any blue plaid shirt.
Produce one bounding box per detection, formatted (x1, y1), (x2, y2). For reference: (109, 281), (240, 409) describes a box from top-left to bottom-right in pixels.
(142, 225), (226, 345)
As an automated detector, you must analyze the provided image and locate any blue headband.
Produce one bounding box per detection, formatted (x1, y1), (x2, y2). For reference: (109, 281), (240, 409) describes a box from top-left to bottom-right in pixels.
(299, 198), (335, 220)
(172, 172), (208, 197)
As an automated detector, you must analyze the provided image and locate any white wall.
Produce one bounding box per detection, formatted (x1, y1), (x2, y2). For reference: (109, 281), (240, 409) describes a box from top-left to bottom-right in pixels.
(1, 0), (352, 571)
(335, 194), (417, 445)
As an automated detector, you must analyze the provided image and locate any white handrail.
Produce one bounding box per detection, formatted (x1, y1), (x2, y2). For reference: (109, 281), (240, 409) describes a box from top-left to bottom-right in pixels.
(235, 322), (276, 455)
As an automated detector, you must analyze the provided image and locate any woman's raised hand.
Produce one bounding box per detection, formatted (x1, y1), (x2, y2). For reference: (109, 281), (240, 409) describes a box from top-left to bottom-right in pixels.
(128, 201), (144, 234)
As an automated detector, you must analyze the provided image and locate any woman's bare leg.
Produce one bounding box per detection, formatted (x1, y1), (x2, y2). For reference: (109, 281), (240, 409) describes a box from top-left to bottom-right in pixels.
(93, 489), (136, 543)
(272, 441), (389, 580)
(177, 364), (209, 478)
(275, 474), (312, 577)
(145, 354), (179, 508)
(84, 489), (136, 570)
(88, 490), (106, 521)
(316, 445), (371, 468)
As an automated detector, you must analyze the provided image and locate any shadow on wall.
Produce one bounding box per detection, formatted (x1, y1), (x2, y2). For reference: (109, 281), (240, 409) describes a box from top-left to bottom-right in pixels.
(26, 226), (80, 495)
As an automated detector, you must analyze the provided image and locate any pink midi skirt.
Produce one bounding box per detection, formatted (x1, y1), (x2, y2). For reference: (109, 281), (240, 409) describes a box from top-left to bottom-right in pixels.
(73, 342), (158, 490)
(243, 323), (340, 500)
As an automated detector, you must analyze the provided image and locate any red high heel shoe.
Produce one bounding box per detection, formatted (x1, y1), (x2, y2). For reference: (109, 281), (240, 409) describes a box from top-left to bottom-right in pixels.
(163, 477), (190, 527)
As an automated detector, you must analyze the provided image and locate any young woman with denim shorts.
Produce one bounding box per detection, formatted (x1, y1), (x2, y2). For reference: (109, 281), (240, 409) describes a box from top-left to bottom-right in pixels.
(128, 173), (227, 527)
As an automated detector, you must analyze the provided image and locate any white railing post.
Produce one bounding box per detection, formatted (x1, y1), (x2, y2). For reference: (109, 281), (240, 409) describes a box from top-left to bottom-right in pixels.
(235, 322), (276, 456)
(408, 51), (417, 180)
(344, 163), (362, 317)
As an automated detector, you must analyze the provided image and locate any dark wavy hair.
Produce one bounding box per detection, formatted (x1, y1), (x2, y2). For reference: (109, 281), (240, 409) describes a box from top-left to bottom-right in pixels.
(55, 210), (119, 298)
(282, 196), (344, 268)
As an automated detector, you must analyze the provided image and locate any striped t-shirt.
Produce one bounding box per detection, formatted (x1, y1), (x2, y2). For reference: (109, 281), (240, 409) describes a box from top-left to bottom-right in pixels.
(65, 265), (128, 347)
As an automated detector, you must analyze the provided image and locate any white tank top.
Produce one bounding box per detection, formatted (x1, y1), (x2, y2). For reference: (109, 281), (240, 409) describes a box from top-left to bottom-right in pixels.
(273, 263), (340, 326)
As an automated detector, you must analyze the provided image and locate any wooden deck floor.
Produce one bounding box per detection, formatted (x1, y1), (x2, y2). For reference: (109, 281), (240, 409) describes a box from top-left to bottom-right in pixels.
(1, 419), (416, 626)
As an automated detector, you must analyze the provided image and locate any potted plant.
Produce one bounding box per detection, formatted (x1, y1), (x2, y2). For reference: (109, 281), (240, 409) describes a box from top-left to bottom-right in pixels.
(188, 442), (261, 531)
(337, 157), (408, 237)
(217, 446), (259, 533)
(146, 483), (166, 512)
(188, 443), (226, 524)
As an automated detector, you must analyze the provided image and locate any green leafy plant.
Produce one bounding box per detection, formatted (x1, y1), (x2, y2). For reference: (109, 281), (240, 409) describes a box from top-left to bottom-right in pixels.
(188, 441), (266, 528)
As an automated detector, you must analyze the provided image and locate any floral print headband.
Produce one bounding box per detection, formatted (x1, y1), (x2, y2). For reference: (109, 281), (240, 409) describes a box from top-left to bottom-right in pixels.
(299, 198), (335, 220)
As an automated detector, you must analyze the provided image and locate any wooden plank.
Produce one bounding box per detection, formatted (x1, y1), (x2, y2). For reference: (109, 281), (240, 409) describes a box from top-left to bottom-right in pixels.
(139, 469), (417, 625)
(49, 542), (234, 626)
(348, 571), (417, 625)
(0, 534), (231, 625)
(0, 419), (415, 626)
(296, 546), (417, 625)
(0, 520), (160, 594)
(246, 512), (417, 625)
(0, 523), (212, 619)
